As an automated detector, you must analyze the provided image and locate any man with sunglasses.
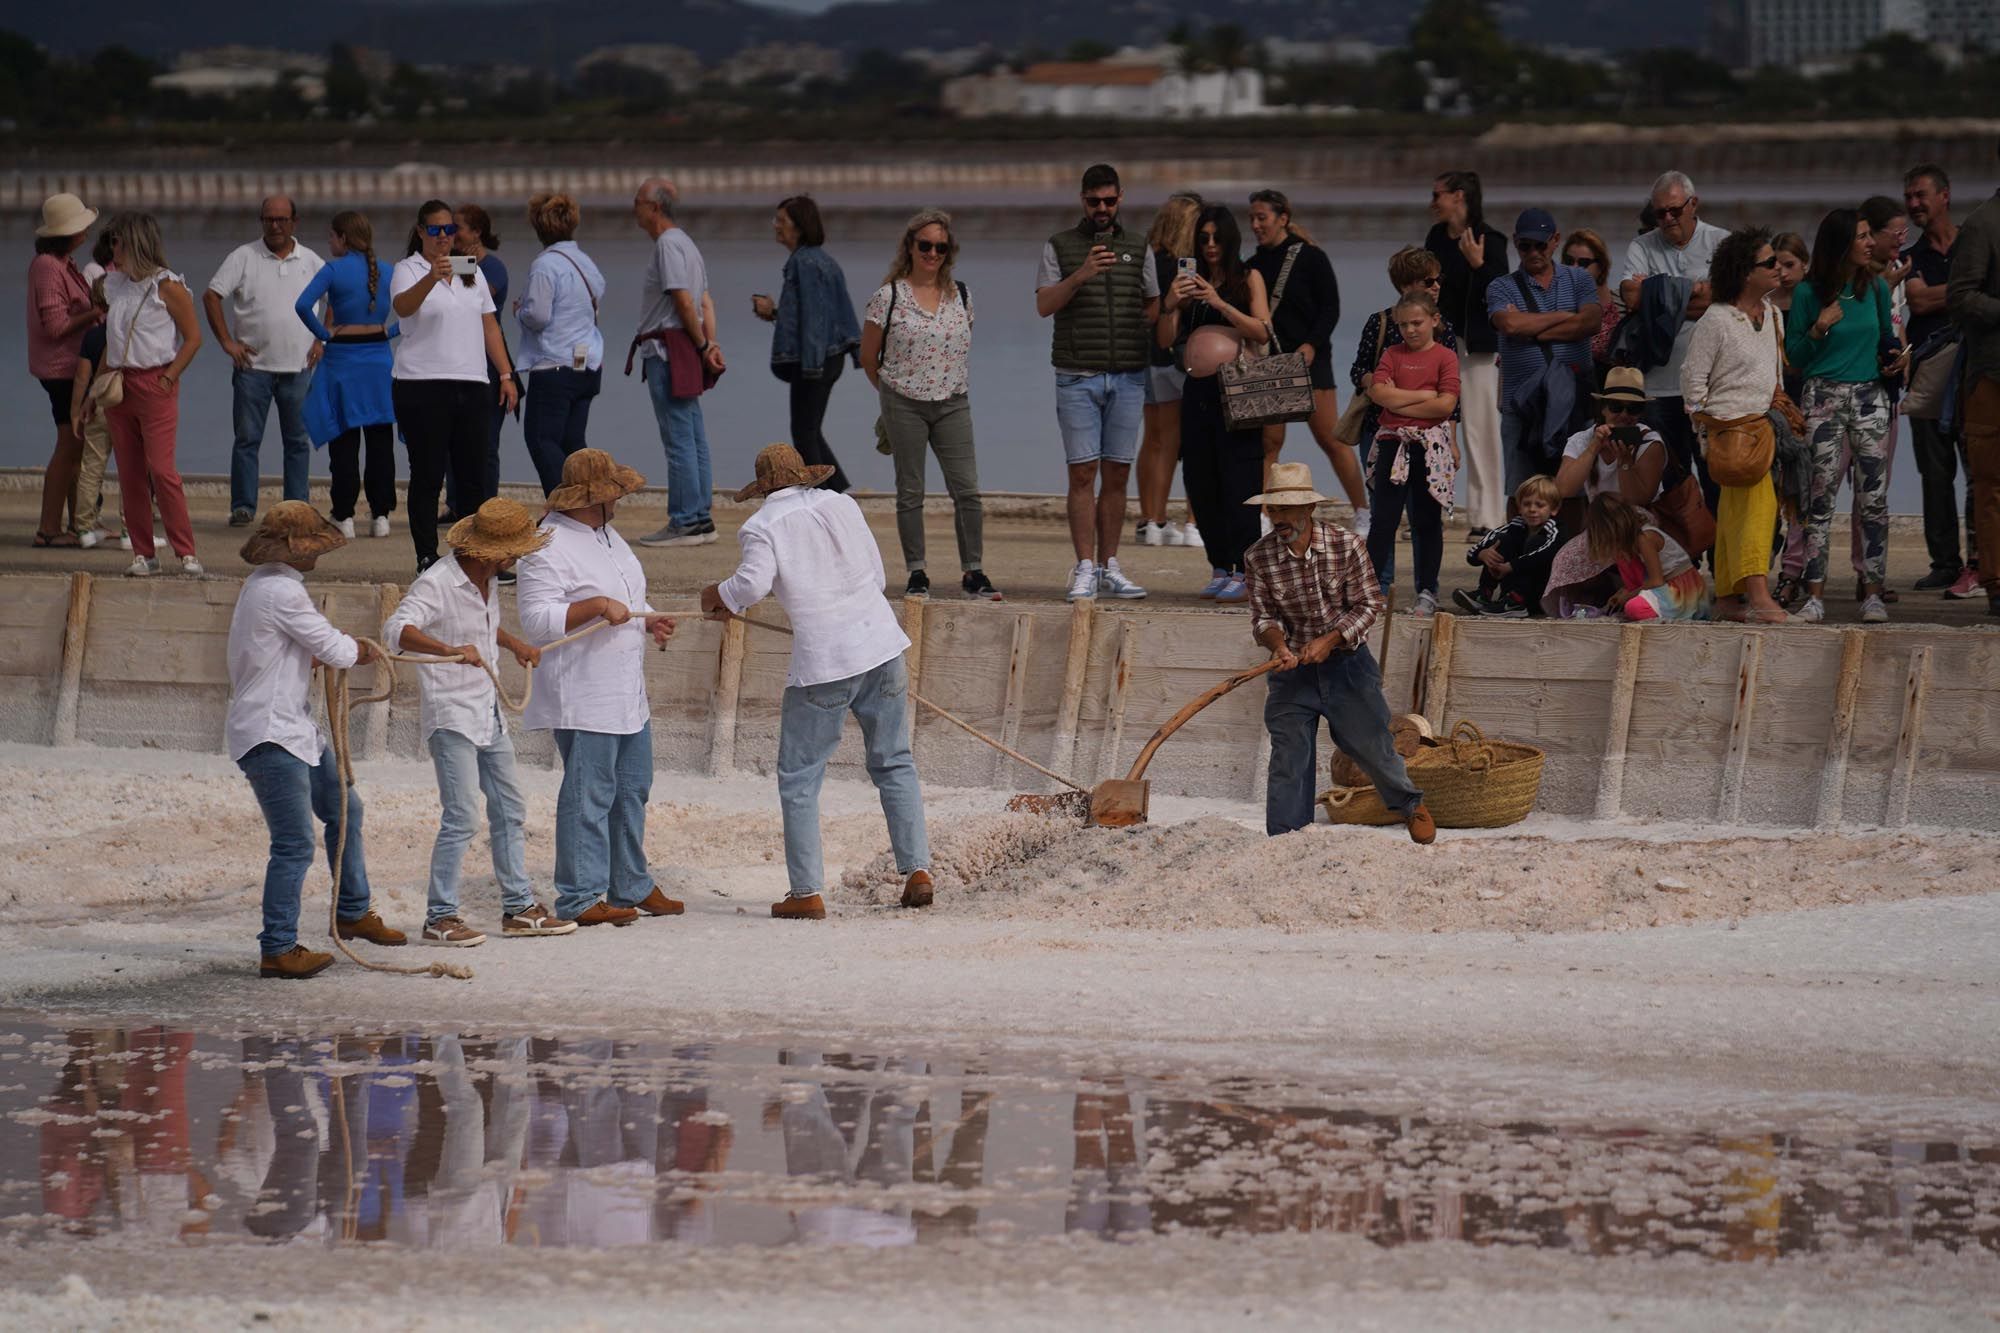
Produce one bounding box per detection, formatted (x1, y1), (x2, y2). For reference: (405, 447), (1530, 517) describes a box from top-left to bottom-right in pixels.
(1035, 163), (1161, 602)
(1487, 207), (1600, 495)
(204, 196), (325, 526)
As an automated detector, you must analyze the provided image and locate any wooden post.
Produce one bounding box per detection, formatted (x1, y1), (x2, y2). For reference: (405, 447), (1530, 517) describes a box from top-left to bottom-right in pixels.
(1886, 645), (1932, 828)
(1098, 619), (1137, 784)
(1420, 612), (1457, 733)
(1593, 623), (1645, 821)
(1814, 629), (1868, 829)
(996, 615), (1035, 785)
(51, 572), (92, 747)
(1715, 633), (1764, 823)
(366, 583), (398, 760)
(707, 617), (748, 776)
(1049, 599), (1094, 789)
(901, 594), (927, 747)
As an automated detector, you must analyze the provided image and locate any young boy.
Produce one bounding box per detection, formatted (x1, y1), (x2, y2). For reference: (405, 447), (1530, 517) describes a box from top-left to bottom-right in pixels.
(383, 498), (574, 946)
(1457, 474), (1563, 617)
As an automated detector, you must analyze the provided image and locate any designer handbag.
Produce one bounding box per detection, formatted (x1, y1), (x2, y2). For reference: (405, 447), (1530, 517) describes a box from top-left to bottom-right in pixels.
(1220, 244), (1315, 430)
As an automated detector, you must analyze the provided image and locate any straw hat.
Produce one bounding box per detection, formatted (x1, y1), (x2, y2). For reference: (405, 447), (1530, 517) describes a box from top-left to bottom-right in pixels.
(733, 443), (834, 502)
(1244, 461), (1330, 507)
(1592, 365), (1651, 404)
(239, 501), (348, 566)
(446, 498), (552, 563)
(35, 193), (98, 239)
(547, 448), (646, 511)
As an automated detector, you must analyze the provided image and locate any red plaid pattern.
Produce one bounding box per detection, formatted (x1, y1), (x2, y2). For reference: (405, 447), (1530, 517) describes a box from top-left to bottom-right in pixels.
(1245, 520), (1384, 652)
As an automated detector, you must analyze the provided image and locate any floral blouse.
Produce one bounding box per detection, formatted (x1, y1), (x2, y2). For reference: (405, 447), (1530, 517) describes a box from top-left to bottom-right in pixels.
(864, 279), (972, 402)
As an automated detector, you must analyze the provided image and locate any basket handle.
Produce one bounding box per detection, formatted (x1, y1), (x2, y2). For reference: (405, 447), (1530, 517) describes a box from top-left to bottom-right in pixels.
(1322, 787), (1357, 808)
(1449, 720), (1486, 745)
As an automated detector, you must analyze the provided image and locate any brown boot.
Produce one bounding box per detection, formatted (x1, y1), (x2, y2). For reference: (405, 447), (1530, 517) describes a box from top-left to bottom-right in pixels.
(1405, 802), (1437, 846)
(772, 893), (826, 921)
(900, 871), (934, 909)
(259, 944), (334, 980)
(569, 901), (639, 928)
(636, 887), (685, 916)
(335, 911), (407, 947)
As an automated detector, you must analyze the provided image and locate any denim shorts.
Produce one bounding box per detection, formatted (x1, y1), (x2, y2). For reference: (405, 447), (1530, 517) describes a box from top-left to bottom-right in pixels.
(1056, 369), (1146, 465)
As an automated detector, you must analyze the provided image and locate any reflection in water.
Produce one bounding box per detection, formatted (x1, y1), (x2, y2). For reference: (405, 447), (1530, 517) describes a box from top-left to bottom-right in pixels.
(2, 1023), (1996, 1262)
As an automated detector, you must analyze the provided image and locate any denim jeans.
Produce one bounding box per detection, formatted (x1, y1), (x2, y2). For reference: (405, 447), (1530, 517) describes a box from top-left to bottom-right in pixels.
(642, 358), (713, 528)
(237, 741), (371, 955)
(230, 367), (314, 515)
(778, 656), (929, 898)
(552, 724), (654, 919)
(524, 366), (601, 494)
(1263, 648), (1422, 836)
(1054, 369), (1146, 465)
(426, 723), (535, 923)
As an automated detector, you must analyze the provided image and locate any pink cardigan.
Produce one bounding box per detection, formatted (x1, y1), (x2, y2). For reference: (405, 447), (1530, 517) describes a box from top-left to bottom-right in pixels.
(27, 252), (91, 379)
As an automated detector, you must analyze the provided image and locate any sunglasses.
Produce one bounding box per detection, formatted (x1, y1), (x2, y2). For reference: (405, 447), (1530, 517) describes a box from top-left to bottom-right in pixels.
(1515, 239), (1549, 253)
(1603, 402), (1643, 416)
(1752, 255), (1779, 269)
(1421, 277), (1441, 287)
(423, 223), (461, 238)
(1655, 201), (1693, 222)
(1564, 254), (1595, 268)
(1083, 195), (1119, 209)
(913, 239), (948, 255)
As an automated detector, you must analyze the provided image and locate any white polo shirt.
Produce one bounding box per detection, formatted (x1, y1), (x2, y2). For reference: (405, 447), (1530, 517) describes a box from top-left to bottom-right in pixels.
(515, 514), (654, 735)
(225, 564), (358, 765)
(381, 553), (505, 747)
(207, 240), (324, 374)
(390, 253), (496, 382)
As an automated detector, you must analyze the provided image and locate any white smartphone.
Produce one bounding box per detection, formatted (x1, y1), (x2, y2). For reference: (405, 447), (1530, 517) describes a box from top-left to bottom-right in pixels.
(447, 254), (479, 278)
(1177, 257), (1197, 277)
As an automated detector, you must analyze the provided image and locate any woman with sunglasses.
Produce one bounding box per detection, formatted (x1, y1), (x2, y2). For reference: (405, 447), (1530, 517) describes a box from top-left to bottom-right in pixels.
(1541, 367), (1670, 617)
(390, 199), (518, 574)
(1565, 228), (1622, 374)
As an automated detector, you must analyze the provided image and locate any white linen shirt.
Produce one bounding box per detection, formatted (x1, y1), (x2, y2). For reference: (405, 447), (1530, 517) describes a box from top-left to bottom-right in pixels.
(1681, 298), (1783, 421)
(381, 553), (505, 746)
(716, 487), (909, 688)
(515, 514), (654, 735)
(207, 239), (324, 373)
(390, 253), (496, 382)
(225, 564), (359, 764)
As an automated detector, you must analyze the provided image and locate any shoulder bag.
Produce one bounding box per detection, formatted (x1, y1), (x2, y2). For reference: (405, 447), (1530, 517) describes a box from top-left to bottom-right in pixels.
(88, 280), (155, 413)
(1333, 306), (1393, 447)
(1693, 315), (1788, 488)
(1219, 244), (1315, 431)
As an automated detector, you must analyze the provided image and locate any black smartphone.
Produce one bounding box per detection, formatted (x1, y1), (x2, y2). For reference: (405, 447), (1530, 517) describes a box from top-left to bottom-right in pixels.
(1093, 231), (1113, 249)
(1610, 425), (1643, 447)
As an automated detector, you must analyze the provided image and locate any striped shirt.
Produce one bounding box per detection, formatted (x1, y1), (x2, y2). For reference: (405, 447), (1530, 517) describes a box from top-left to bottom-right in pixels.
(1245, 520), (1384, 653)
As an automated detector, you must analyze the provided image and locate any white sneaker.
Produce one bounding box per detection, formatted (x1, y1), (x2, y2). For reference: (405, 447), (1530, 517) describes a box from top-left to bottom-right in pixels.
(118, 533), (132, 551)
(1066, 560), (1098, 602)
(1179, 523), (1202, 550)
(1137, 520), (1166, 547)
(371, 515), (391, 539)
(180, 555), (205, 578)
(1097, 557), (1147, 600)
(337, 517), (356, 540)
(1353, 508), (1371, 541)
(1859, 593), (1889, 624)
(1414, 590), (1438, 617)
(1791, 596), (1825, 624)
(78, 528), (99, 550)
(125, 555), (159, 578)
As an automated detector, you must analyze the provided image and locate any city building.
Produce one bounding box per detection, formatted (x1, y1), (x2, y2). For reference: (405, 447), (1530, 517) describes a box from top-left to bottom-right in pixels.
(942, 56), (1266, 120)
(1713, 0), (1990, 67)
(718, 43), (844, 88)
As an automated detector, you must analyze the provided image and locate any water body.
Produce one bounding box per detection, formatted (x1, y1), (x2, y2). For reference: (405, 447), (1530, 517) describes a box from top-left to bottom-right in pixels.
(3, 1019), (1994, 1258)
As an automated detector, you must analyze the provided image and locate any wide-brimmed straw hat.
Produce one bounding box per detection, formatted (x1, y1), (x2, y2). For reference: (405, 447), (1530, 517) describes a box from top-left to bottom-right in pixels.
(1592, 365), (1651, 405)
(547, 448), (646, 511)
(733, 443), (834, 502)
(447, 498), (552, 563)
(1243, 461), (1330, 507)
(239, 500), (348, 566)
(36, 193), (98, 239)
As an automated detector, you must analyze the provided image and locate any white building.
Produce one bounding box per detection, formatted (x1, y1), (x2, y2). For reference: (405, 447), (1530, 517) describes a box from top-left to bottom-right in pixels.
(1737, 0), (1927, 66)
(943, 58), (1265, 120)
(1924, 0), (2000, 50)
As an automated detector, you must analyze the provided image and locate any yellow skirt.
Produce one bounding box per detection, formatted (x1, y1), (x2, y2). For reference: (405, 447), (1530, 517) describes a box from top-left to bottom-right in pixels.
(1714, 473), (1778, 599)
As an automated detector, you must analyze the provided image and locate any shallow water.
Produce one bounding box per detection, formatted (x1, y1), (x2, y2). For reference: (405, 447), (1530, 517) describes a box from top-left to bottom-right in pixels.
(2, 1019), (1994, 1260)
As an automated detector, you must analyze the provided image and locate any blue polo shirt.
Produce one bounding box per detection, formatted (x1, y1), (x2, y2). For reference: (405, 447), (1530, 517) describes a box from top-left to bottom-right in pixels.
(1486, 263), (1597, 402)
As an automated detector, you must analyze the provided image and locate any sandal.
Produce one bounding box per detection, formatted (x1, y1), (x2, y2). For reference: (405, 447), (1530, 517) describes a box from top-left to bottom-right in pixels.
(32, 530), (79, 548)
(1739, 607), (1790, 624)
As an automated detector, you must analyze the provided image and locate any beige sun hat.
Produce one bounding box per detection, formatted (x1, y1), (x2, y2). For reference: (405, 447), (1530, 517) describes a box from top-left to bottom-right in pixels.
(446, 498), (553, 563)
(1244, 461), (1330, 507)
(547, 448), (646, 511)
(733, 443), (834, 502)
(239, 501), (348, 566)
(35, 193), (99, 239)
(1592, 365), (1651, 404)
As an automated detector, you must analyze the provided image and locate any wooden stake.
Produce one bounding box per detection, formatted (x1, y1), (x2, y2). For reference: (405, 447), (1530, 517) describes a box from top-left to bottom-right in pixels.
(1420, 611), (1457, 733)
(1049, 599), (1094, 790)
(1593, 622), (1644, 821)
(707, 616), (748, 776)
(997, 614), (1035, 784)
(1887, 645), (1932, 828)
(1814, 628), (1867, 829)
(1716, 633), (1764, 823)
(365, 583), (398, 760)
(1099, 618), (1137, 785)
(901, 593), (927, 747)
(51, 571), (91, 747)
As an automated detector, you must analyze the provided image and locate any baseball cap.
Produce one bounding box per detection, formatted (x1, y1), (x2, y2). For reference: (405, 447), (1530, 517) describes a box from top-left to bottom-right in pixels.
(1513, 207), (1558, 243)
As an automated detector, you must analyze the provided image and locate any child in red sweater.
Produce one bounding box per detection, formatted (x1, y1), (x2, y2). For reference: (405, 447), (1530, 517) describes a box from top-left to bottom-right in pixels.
(1364, 292), (1460, 614)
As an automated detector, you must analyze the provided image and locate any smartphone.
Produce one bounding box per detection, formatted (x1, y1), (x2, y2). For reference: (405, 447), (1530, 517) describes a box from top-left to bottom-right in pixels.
(447, 254), (478, 278)
(1610, 425), (1643, 447)
(1177, 256), (1197, 276)
(1093, 231), (1113, 249)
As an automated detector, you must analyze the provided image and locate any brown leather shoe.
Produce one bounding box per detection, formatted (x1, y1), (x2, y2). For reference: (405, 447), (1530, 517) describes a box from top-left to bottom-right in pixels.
(569, 901), (639, 928)
(900, 871), (934, 909)
(772, 893), (826, 920)
(1405, 802), (1437, 846)
(260, 944), (334, 980)
(334, 911), (407, 946)
(636, 887), (685, 916)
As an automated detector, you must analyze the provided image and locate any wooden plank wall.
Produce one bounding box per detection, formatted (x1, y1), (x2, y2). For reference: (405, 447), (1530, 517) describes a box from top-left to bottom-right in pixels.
(4, 576), (1997, 832)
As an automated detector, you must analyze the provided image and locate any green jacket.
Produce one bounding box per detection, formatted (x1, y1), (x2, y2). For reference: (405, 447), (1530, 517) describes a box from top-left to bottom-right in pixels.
(1949, 189), (2000, 390)
(1046, 220), (1153, 372)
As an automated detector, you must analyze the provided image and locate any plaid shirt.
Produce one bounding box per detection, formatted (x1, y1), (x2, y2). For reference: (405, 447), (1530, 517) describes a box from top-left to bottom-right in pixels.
(1245, 520), (1384, 652)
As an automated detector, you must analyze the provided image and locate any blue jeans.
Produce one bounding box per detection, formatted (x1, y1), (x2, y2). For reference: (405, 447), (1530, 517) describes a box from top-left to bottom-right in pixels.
(1264, 648), (1423, 836)
(552, 724), (654, 919)
(1055, 369), (1146, 465)
(778, 657), (929, 898)
(237, 742), (370, 955)
(230, 367), (314, 515)
(426, 723), (535, 923)
(524, 367), (601, 494)
(643, 357), (712, 528)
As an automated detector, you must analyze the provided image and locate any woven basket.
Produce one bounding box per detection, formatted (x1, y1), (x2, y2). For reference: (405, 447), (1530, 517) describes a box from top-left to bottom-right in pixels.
(1318, 720), (1545, 830)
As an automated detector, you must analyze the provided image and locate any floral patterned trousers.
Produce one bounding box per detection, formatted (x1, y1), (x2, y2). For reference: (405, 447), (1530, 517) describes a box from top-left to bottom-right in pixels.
(1800, 379), (1890, 587)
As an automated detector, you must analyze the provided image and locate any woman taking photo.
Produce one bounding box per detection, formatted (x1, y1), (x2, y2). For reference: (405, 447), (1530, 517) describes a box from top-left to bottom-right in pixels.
(449, 202), (509, 515)
(295, 210), (397, 540)
(516, 192), (606, 494)
(102, 212), (203, 577)
(27, 193), (101, 548)
(1135, 190), (1202, 547)
(1542, 368), (1672, 618)
(754, 194), (860, 492)
(391, 199), (517, 574)
(860, 208), (999, 601)
(1784, 208), (1896, 624)
(1157, 204), (1272, 604)
(1425, 170), (1509, 536)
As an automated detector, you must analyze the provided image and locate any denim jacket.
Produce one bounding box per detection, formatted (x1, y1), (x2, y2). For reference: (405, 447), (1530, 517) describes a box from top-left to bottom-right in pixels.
(771, 245), (860, 381)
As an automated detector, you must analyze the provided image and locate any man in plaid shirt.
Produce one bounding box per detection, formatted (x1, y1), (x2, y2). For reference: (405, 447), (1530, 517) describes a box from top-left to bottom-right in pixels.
(1245, 463), (1434, 842)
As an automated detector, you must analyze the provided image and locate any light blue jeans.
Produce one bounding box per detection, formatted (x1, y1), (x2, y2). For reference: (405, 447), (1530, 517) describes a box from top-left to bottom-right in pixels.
(552, 724), (654, 920)
(426, 722), (535, 923)
(1055, 369), (1146, 465)
(642, 357), (712, 529)
(237, 741), (370, 956)
(778, 657), (929, 898)
(230, 367), (313, 515)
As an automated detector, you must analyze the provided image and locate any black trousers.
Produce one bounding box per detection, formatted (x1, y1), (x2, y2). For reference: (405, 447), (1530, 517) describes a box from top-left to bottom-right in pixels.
(1910, 416), (1977, 574)
(392, 378), (488, 563)
(788, 355), (851, 492)
(1645, 395), (1718, 514)
(328, 423), (397, 521)
(1179, 375), (1264, 573)
(1366, 432), (1444, 595)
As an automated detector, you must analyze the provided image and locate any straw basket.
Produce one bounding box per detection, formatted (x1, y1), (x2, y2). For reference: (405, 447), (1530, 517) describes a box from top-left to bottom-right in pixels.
(1318, 721), (1545, 830)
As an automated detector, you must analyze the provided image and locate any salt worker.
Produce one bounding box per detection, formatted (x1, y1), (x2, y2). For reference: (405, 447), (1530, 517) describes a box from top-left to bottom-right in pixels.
(226, 501), (406, 980)
(384, 497), (575, 947)
(1243, 462), (1436, 844)
(516, 448), (678, 928)
(699, 443), (934, 919)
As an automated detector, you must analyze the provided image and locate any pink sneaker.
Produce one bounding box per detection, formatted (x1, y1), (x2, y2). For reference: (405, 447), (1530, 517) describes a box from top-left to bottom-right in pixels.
(1944, 567), (1982, 599)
